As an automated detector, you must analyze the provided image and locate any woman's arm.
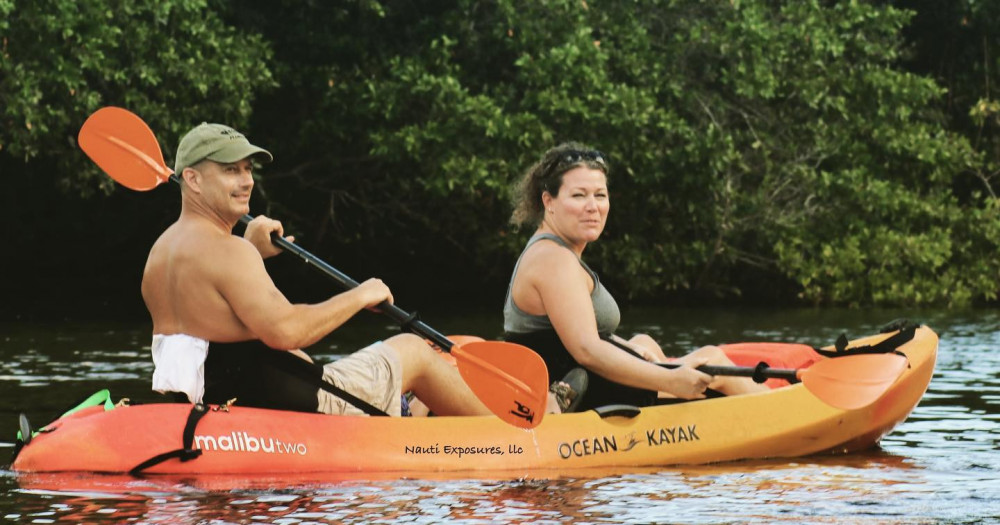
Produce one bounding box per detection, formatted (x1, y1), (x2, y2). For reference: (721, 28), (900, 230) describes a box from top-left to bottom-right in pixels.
(515, 242), (712, 399)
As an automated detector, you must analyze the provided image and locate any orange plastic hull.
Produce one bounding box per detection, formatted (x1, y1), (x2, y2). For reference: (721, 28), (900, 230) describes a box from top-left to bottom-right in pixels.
(12, 327), (937, 475)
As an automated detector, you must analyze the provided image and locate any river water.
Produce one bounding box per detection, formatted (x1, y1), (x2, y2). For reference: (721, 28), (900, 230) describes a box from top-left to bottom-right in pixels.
(0, 306), (997, 524)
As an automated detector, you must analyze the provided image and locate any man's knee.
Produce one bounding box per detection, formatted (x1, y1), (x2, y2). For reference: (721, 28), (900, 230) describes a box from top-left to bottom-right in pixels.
(383, 333), (439, 368)
(385, 333), (432, 352)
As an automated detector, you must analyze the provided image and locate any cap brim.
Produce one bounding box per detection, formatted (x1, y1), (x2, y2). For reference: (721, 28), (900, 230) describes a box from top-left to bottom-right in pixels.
(206, 143), (273, 164)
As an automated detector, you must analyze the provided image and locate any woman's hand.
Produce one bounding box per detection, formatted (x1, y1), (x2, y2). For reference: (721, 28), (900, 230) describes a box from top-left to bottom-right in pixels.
(666, 359), (713, 399)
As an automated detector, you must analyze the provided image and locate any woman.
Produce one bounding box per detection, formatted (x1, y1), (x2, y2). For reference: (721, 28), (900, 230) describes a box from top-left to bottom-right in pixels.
(503, 142), (767, 411)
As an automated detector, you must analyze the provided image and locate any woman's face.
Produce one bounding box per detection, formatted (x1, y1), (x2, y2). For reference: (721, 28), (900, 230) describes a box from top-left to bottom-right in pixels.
(542, 166), (609, 247)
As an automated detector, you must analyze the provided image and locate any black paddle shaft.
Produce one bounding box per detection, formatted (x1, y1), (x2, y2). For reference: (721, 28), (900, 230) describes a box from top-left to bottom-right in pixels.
(604, 334), (799, 381)
(235, 214), (456, 352)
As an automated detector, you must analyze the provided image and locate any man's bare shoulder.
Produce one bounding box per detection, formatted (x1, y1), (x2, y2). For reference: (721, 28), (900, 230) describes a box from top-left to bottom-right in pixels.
(149, 220), (261, 274)
(193, 229), (262, 272)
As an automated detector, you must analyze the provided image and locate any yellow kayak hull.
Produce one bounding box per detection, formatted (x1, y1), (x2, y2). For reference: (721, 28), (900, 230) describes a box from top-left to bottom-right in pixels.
(12, 326), (937, 474)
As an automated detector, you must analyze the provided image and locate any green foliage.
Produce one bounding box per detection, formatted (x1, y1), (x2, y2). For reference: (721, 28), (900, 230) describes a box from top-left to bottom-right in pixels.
(280, 0), (991, 306)
(0, 0), (274, 194)
(4, 0), (998, 308)
(896, 0), (1000, 201)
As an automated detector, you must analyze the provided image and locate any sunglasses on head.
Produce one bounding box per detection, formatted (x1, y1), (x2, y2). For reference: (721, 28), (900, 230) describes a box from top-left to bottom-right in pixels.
(557, 149), (607, 168)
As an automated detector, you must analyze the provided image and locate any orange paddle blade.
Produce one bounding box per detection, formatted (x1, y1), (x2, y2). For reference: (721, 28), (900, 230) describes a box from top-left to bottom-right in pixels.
(452, 341), (549, 430)
(799, 353), (909, 410)
(78, 107), (173, 190)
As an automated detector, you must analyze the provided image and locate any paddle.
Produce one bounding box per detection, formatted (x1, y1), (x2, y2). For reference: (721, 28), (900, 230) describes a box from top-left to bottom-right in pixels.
(604, 334), (908, 410)
(78, 106), (548, 429)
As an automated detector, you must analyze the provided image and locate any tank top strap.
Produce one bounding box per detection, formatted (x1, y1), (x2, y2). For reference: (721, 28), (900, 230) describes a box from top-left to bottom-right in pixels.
(525, 233), (604, 280)
(504, 233), (620, 334)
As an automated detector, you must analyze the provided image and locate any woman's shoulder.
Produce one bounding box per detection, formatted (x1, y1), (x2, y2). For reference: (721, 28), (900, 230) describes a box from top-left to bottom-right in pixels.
(522, 236), (576, 262)
(519, 238), (586, 284)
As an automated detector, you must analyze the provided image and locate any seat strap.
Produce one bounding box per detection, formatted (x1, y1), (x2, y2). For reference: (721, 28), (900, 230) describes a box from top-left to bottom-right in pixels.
(129, 403), (209, 475)
(817, 321), (918, 358)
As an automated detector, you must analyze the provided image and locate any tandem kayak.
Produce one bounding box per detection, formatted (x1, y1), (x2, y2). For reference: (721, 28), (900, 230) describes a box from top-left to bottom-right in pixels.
(10, 324), (936, 475)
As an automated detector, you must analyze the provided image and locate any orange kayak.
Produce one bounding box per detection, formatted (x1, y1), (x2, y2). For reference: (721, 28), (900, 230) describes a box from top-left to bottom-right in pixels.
(11, 326), (936, 475)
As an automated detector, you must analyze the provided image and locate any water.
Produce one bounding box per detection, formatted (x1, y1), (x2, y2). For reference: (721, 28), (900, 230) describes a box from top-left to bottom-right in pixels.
(1, 307), (998, 524)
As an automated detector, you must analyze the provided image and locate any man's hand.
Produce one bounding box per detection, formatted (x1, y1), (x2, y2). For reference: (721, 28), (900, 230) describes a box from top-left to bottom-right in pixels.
(244, 216), (295, 259)
(354, 278), (394, 311)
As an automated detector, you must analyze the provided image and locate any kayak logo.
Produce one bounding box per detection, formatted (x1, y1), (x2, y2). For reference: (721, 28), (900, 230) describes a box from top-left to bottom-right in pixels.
(557, 426), (699, 459)
(194, 432), (307, 456)
(558, 434), (619, 459)
(510, 400), (536, 424)
(646, 424), (699, 447)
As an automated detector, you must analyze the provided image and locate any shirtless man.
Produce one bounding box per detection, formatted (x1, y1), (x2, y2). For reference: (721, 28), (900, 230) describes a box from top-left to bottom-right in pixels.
(141, 121), (491, 417)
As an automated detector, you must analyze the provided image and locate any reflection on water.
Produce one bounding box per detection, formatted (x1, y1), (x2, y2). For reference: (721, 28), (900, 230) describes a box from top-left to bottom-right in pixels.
(4, 455), (991, 524)
(1, 307), (999, 524)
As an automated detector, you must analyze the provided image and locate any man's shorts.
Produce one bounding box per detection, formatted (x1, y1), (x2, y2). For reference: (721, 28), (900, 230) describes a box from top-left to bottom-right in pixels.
(317, 341), (403, 416)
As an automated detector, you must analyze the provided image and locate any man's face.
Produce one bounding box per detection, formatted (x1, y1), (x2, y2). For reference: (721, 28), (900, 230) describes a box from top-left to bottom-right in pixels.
(190, 158), (255, 218)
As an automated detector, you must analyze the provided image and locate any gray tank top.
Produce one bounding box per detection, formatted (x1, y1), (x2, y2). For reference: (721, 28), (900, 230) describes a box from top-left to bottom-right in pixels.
(503, 233), (620, 334)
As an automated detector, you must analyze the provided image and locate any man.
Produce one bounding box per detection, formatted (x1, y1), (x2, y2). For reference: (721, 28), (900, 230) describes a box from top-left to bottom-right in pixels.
(141, 121), (491, 417)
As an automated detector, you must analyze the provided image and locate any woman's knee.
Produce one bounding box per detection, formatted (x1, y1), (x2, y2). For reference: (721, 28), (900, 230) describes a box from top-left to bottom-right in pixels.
(628, 333), (667, 361)
(629, 334), (658, 348)
(689, 345), (733, 365)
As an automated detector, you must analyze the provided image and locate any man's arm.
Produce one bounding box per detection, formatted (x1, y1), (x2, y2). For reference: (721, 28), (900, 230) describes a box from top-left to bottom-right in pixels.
(213, 237), (393, 350)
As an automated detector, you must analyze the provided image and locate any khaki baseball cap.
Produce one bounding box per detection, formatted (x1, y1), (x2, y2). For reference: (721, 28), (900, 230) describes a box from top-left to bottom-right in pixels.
(174, 122), (273, 173)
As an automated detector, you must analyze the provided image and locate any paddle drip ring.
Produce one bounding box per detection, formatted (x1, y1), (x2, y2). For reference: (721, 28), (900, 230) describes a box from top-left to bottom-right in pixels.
(752, 362), (772, 384)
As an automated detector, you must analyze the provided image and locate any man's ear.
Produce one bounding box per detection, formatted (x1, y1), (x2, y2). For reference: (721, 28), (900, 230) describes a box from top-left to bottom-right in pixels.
(181, 167), (201, 193)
